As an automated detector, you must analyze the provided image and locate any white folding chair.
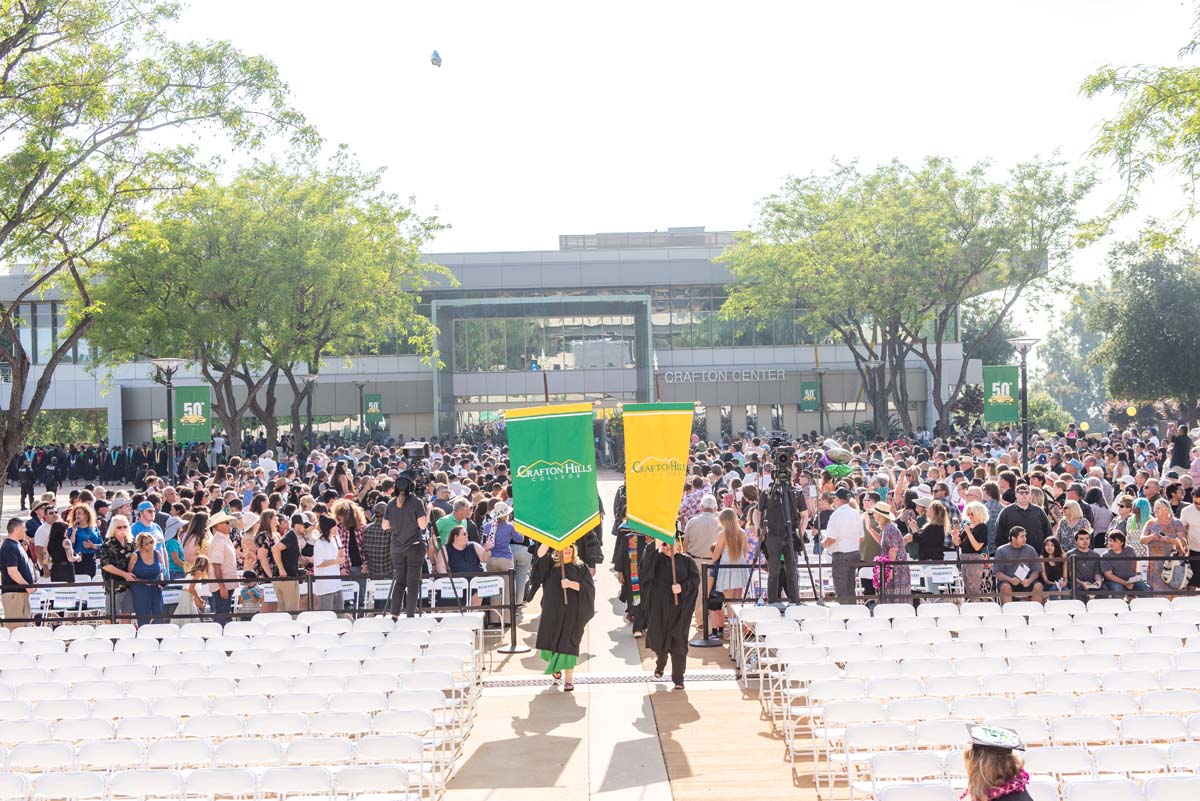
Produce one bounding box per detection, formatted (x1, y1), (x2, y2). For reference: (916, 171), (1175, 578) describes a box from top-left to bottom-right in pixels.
(31, 772), (106, 801)
(8, 741), (76, 773)
(284, 736), (353, 766)
(260, 767), (332, 801)
(183, 769), (258, 801)
(107, 769), (183, 801)
(1063, 779), (1141, 801)
(333, 766), (410, 800)
(77, 741), (145, 772)
(145, 739), (215, 769)
(1146, 776), (1200, 801)
(214, 738), (284, 768)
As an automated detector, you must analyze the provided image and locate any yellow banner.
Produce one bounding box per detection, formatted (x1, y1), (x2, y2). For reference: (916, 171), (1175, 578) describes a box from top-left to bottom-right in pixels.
(623, 402), (694, 544)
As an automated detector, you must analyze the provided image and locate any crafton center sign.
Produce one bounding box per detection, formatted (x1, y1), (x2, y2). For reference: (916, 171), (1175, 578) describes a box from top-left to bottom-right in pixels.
(660, 369), (787, 383)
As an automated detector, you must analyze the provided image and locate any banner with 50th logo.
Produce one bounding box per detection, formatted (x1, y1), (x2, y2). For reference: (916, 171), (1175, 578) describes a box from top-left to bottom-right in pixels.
(174, 385), (212, 443)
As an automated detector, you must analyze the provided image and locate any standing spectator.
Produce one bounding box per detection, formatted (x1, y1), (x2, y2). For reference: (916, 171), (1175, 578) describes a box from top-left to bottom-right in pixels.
(272, 515), (304, 613)
(484, 503), (523, 624)
(100, 515), (136, 620)
(331, 498), (368, 608)
(383, 475), (428, 620)
(46, 522), (80, 584)
(206, 512), (238, 625)
(709, 508), (750, 638)
(127, 532), (165, 626)
(312, 515), (343, 613)
(995, 485), (1053, 553)
(130, 501), (169, 582)
(1180, 489), (1200, 588)
(823, 488), (862, 605)
(954, 502), (990, 599)
(174, 557), (209, 621)
(1141, 498), (1188, 596)
(875, 502), (911, 604)
(981, 481), (1004, 555)
(1, 518), (35, 631)
(361, 501), (392, 580)
(68, 505), (102, 579)
(917, 501), (949, 562)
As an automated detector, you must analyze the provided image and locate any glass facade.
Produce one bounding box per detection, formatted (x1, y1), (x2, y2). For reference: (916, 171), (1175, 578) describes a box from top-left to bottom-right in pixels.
(431, 286), (812, 373)
(8, 301), (95, 365)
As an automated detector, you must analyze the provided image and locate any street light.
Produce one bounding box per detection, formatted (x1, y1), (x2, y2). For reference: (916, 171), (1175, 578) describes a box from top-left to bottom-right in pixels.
(353, 381), (367, 441)
(864, 358), (883, 439)
(150, 358), (186, 485)
(1006, 336), (1041, 476)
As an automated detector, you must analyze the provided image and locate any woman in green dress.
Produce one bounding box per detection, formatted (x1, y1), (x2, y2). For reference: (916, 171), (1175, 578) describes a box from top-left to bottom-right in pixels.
(533, 542), (596, 691)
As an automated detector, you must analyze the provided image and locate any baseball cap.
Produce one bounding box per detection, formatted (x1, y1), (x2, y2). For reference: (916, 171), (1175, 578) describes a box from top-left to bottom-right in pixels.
(834, 488), (851, 501)
(136, 501), (154, 513)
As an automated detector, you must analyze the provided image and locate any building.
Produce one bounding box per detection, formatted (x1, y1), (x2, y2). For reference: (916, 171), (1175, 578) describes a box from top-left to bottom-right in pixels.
(0, 227), (975, 444)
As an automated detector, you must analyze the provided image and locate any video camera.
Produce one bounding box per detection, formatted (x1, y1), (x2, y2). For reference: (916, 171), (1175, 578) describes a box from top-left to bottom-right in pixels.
(397, 441), (432, 497)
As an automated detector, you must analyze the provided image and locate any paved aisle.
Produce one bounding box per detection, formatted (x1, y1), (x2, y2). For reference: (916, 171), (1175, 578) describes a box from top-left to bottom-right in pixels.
(446, 474), (814, 801)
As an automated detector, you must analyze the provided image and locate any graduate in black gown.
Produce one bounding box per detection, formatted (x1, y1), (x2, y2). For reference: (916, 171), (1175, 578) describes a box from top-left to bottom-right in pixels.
(613, 526), (649, 635)
(533, 542), (595, 692)
(641, 538), (700, 690)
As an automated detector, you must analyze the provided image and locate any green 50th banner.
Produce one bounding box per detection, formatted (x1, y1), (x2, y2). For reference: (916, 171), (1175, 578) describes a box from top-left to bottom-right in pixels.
(983, 365), (1020, 424)
(799, 381), (821, 412)
(174, 385), (212, 443)
(365, 394), (383, 428)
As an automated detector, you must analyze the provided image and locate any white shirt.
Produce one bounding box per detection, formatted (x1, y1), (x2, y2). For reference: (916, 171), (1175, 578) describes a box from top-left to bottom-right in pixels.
(313, 536), (342, 596)
(212, 436), (226, 454)
(258, 457), (278, 476)
(1181, 504), (1200, 552)
(825, 504), (863, 554)
(33, 523), (52, 551)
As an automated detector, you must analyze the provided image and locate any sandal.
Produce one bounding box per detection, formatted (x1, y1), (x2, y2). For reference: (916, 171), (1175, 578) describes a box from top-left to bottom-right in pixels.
(563, 683), (574, 692)
(552, 672), (562, 681)
(653, 670), (664, 680)
(674, 683), (685, 690)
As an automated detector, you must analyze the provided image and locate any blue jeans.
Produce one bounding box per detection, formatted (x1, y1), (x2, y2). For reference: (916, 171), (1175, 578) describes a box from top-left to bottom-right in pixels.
(211, 592), (232, 625)
(1103, 579), (1151, 595)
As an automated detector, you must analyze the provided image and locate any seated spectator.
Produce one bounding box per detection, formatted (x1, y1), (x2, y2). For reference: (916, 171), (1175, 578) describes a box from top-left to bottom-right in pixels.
(1102, 532), (1151, 596)
(1066, 529), (1103, 600)
(994, 526), (1045, 603)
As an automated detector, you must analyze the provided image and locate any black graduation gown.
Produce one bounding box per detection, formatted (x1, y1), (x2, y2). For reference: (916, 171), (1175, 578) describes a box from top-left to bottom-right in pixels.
(613, 528), (649, 622)
(533, 555), (595, 657)
(640, 546), (700, 656)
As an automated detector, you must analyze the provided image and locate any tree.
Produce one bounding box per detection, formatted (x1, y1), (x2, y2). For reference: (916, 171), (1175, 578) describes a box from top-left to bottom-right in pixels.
(959, 297), (1018, 367)
(1027, 390), (1073, 434)
(27, 410), (106, 447)
(1086, 241), (1200, 423)
(0, 0), (307, 516)
(722, 157), (1090, 433)
(1037, 286), (1108, 426)
(87, 155), (448, 455)
(1082, 7), (1200, 231)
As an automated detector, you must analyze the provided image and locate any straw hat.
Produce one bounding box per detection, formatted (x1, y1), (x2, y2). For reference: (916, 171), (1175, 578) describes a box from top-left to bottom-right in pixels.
(873, 502), (896, 521)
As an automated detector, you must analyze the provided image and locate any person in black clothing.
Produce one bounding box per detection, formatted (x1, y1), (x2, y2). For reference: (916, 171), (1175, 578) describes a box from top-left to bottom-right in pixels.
(43, 457), (60, 494)
(1170, 420), (1193, 472)
(641, 539), (699, 690)
(608, 484), (627, 564)
(383, 473), (429, 619)
(917, 502), (949, 562)
(46, 522), (79, 584)
(16, 459), (34, 511)
(995, 485), (1053, 553)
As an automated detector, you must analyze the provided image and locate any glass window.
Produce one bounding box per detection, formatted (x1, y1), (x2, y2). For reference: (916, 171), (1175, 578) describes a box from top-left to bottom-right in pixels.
(35, 302), (53, 364)
(16, 303), (32, 360)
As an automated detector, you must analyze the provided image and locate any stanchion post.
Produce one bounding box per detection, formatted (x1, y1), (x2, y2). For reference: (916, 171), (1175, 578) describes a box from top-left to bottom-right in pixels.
(1069, 553), (1077, 603)
(690, 559), (721, 649)
(107, 582), (117, 624)
(496, 567), (530, 654)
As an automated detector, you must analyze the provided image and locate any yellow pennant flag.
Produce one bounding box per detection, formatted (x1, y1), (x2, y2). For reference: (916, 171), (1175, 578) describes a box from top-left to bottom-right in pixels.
(623, 402), (694, 544)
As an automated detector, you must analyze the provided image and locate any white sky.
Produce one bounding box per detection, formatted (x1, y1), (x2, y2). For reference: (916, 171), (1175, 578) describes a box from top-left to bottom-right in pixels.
(174, 0), (1199, 334)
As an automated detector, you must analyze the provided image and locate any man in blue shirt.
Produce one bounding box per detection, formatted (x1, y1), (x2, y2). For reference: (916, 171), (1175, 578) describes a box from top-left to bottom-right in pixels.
(2, 518), (36, 630)
(130, 501), (169, 581)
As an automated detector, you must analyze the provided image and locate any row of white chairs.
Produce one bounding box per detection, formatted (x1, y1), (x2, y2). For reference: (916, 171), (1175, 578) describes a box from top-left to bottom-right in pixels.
(734, 597), (1200, 625)
(0, 765), (419, 801)
(865, 753), (1200, 801)
(0, 635), (476, 663)
(5, 611), (485, 641)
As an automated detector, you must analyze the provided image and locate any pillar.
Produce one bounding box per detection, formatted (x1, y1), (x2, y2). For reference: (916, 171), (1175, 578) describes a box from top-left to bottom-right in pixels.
(705, 406), (720, 443)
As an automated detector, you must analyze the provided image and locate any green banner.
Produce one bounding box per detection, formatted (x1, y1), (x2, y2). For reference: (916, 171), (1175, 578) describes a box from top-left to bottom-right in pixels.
(983, 365), (1020, 423)
(365, 394), (383, 428)
(799, 381), (821, 412)
(174, 385), (212, 443)
(505, 402), (600, 550)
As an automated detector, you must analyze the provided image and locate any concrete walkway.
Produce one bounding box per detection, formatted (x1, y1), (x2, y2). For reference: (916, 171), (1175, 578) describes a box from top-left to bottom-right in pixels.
(446, 474), (811, 801)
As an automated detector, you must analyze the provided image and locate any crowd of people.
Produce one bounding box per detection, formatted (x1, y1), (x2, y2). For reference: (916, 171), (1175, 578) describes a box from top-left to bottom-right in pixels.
(604, 420), (1200, 651)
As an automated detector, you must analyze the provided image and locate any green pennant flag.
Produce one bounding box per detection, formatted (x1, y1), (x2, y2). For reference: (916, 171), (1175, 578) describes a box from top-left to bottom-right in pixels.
(505, 402), (600, 550)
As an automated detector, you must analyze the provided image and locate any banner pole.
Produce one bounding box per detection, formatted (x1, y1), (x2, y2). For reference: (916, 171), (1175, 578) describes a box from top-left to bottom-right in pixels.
(562, 560), (568, 606)
(670, 552), (678, 606)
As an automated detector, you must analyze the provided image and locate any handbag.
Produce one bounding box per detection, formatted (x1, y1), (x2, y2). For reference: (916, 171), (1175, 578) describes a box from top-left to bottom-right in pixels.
(1162, 558), (1192, 591)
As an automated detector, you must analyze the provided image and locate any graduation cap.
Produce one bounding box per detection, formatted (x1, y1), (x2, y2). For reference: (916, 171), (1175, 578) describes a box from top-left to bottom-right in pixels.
(967, 724), (1024, 752)
(430, 50), (442, 67)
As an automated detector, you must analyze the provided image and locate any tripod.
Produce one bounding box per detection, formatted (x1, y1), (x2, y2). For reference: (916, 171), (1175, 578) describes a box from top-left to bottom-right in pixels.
(759, 460), (823, 606)
(384, 520), (467, 618)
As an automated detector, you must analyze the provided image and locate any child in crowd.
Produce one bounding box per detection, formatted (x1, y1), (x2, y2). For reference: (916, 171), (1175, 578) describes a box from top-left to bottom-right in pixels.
(173, 556), (210, 621)
(238, 570), (263, 618)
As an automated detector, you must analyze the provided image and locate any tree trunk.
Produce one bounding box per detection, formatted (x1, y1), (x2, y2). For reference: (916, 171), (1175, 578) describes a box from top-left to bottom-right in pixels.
(245, 369), (280, 451)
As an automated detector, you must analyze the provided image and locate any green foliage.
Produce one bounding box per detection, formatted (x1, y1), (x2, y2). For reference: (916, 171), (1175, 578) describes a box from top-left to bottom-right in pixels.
(960, 298), (1018, 366)
(721, 157), (1090, 430)
(1027, 390), (1074, 434)
(1082, 10), (1200, 232)
(1085, 241), (1200, 420)
(0, 0), (307, 506)
(26, 410), (107, 446)
(953, 384), (984, 430)
(84, 152), (449, 454)
(1037, 286), (1108, 426)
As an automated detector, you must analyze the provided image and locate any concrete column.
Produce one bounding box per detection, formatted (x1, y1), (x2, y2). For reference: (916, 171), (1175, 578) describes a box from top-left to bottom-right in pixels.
(705, 406), (720, 443)
(732, 405), (749, 437)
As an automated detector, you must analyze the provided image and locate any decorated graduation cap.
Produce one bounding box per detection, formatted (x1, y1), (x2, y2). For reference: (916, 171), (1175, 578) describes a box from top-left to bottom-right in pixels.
(430, 50), (442, 67)
(967, 724), (1025, 752)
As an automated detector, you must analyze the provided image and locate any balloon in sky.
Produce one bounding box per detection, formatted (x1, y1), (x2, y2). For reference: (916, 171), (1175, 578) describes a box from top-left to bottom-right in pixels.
(431, 50), (442, 67)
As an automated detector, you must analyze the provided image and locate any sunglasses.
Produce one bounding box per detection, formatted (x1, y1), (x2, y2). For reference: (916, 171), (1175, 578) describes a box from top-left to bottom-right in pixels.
(113, 525), (129, 530)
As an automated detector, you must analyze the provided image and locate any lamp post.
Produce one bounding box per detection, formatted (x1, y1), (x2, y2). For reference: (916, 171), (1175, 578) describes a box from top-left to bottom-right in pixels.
(864, 358), (883, 439)
(353, 381), (367, 442)
(150, 358), (186, 485)
(299, 373), (317, 472)
(1006, 336), (1041, 476)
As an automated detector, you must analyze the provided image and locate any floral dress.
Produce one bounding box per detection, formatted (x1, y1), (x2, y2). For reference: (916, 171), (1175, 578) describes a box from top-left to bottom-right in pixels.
(1142, 519), (1187, 594)
(879, 522), (911, 604)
